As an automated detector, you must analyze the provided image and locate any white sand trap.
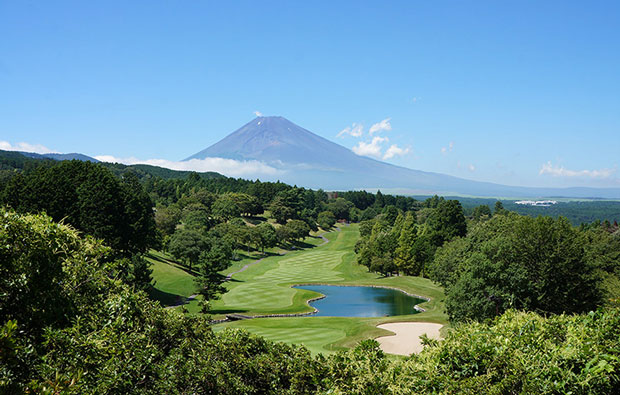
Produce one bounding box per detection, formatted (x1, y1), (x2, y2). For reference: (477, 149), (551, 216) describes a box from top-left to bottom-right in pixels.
(376, 322), (443, 355)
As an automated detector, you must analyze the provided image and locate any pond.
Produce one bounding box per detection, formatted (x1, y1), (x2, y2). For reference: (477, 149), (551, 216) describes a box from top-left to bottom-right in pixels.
(293, 285), (426, 317)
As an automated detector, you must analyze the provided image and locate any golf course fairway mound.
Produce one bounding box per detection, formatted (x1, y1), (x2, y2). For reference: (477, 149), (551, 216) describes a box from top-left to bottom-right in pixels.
(376, 322), (443, 355)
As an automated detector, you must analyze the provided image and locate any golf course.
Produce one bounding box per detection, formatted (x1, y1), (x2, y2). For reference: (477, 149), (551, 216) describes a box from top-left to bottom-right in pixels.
(149, 224), (448, 355)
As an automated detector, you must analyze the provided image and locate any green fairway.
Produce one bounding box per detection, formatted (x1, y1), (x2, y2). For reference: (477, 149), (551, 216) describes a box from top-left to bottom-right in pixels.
(147, 233), (330, 312)
(212, 224), (447, 354)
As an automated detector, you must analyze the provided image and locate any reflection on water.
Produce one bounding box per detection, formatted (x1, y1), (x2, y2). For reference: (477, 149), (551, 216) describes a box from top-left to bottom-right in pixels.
(293, 285), (425, 317)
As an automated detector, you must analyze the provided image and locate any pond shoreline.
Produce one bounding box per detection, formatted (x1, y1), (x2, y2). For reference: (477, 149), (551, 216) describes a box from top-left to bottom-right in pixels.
(210, 283), (431, 324)
(293, 283), (430, 313)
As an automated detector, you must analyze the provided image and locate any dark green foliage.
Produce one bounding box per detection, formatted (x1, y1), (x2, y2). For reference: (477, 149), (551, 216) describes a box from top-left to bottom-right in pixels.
(472, 204), (492, 221)
(326, 197), (355, 221)
(288, 220), (311, 241)
(417, 195), (620, 226)
(212, 195), (242, 221)
(394, 212), (422, 275)
(381, 205), (400, 225)
(319, 309), (620, 394)
(0, 209), (326, 394)
(425, 199), (467, 246)
(270, 189), (302, 224)
(255, 222), (278, 253)
(181, 202), (212, 231)
(195, 238), (232, 310)
(167, 228), (207, 272)
(432, 214), (604, 322)
(127, 254), (154, 292)
(317, 210), (336, 230)
(1, 160), (157, 257)
(154, 204), (182, 235)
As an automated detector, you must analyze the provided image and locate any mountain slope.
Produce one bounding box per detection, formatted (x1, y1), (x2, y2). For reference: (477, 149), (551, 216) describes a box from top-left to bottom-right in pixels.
(17, 151), (99, 162)
(185, 117), (620, 198)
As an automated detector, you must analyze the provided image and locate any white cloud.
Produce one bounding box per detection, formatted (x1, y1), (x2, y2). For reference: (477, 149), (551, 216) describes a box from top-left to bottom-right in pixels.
(254, 110), (263, 117)
(94, 155), (282, 178)
(468, 164), (476, 172)
(336, 123), (363, 138)
(441, 141), (454, 155)
(539, 161), (616, 179)
(0, 141), (57, 154)
(412, 97), (421, 103)
(369, 118), (392, 135)
(352, 136), (388, 158)
(383, 144), (410, 160)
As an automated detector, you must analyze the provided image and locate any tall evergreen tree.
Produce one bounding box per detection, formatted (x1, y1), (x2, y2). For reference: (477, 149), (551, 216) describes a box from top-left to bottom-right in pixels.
(394, 212), (422, 275)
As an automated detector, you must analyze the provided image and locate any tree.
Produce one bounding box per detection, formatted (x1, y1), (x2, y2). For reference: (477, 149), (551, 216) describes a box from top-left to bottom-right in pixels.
(195, 237), (232, 311)
(374, 190), (385, 207)
(276, 224), (295, 244)
(168, 229), (207, 272)
(181, 203), (212, 230)
(115, 254), (154, 292)
(394, 212), (422, 275)
(494, 200), (506, 215)
(155, 204), (182, 236)
(438, 214), (603, 322)
(1, 160), (157, 257)
(287, 219), (311, 241)
(255, 222), (278, 253)
(212, 196), (241, 221)
(326, 198), (355, 221)
(472, 204), (492, 221)
(317, 211), (336, 230)
(381, 205), (400, 226)
(269, 192), (299, 224)
(426, 199), (467, 246)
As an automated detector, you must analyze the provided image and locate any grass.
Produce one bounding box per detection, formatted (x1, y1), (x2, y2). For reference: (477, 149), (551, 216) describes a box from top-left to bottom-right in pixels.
(211, 224), (447, 354)
(148, 224), (447, 354)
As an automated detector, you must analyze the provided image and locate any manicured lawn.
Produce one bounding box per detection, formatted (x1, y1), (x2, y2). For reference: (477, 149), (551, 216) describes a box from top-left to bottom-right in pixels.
(147, 234), (330, 312)
(212, 224), (448, 354)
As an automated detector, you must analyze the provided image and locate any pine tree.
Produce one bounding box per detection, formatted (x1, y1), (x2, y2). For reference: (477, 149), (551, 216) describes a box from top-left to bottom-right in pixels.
(394, 212), (422, 275)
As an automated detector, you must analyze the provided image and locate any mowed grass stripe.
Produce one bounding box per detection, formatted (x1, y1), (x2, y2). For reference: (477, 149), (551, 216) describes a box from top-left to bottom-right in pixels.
(218, 249), (346, 313)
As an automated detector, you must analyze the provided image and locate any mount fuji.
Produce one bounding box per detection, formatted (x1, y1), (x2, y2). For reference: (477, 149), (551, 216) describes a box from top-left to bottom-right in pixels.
(185, 116), (620, 199)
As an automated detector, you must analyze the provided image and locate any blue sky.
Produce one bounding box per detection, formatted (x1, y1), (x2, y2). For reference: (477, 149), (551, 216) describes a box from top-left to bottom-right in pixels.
(1, 1), (619, 188)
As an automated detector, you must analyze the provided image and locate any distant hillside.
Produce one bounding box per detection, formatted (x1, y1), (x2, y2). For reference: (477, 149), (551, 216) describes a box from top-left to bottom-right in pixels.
(18, 151), (99, 162)
(185, 116), (620, 199)
(0, 149), (224, 182)
(100, 162), (224, 181)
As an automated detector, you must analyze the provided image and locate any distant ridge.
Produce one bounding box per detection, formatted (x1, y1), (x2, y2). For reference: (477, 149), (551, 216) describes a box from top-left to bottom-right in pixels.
(185, 116), (620, 199)
(17, 151), (99, 163)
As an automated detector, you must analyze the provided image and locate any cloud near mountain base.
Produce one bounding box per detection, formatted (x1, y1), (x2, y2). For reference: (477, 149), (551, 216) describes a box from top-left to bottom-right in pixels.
(539, 161), (616, 179)
(0, 141), (57, 154)
(94, 155), (283, 178)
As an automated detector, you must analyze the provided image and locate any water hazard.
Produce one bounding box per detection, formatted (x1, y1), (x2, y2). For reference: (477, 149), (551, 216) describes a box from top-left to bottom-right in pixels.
(293, 285), (425, 317)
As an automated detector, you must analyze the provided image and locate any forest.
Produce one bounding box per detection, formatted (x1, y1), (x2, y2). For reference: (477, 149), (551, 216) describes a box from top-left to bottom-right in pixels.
(1, 153), (619, 393)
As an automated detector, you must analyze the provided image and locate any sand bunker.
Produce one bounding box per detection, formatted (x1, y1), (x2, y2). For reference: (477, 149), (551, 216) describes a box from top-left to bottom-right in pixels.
(376, 322), (443, 355)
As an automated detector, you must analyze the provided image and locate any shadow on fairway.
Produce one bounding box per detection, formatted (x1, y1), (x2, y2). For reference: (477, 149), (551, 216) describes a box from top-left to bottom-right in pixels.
(146, 252), (199, 276)
(208, 308), (249, 314)
(292, 240), (317, 249)
(148, 287), (184, 306)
